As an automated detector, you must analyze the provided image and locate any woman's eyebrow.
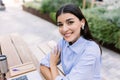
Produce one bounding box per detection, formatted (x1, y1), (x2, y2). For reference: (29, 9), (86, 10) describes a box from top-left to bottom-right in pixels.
(66, 18), (74, 22)
(57, 18), (74, 23)
(57, 22), (61, 24)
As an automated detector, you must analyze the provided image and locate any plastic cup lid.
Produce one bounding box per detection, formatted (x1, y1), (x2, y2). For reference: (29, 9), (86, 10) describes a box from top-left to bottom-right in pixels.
(0, 55), (7, 61)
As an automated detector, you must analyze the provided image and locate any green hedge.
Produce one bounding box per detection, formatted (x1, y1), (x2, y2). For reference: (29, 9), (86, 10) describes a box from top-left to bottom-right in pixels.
(83, 7), (120, 49)
(101, 8), (120, 49)
(40, 0), (91, 13)
(49, 12), (56, 23)
(102, 9), (120, 28)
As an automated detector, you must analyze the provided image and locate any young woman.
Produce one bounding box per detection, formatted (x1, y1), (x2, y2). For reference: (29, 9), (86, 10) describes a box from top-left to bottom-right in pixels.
(40, 4), (102, 80)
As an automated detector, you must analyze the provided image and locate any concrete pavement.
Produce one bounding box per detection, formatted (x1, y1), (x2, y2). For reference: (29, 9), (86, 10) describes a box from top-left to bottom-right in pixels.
(0, 1), (120, 80)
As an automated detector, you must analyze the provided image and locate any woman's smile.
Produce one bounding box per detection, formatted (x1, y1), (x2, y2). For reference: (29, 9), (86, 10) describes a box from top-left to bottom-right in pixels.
(64, 32), (73, 38)
(57, 13), (82, 43)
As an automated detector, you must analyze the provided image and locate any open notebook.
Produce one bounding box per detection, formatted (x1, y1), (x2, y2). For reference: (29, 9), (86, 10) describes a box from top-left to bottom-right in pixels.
(7, 62), (43, 80)
(8, 70), (43, 80)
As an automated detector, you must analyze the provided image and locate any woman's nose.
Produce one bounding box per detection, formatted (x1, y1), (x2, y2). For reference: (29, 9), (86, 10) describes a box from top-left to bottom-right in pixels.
(62, 24), (69, 32)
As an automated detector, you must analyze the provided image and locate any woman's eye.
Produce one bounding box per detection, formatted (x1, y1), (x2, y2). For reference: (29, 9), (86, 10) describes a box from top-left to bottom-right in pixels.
(68, 21), (74, 25)
(57, 23), (63, 27)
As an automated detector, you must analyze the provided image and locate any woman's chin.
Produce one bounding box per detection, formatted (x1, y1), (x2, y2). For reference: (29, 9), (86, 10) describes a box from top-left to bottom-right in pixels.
(63, 35), (74, 42)
(64, 38), (72, 42)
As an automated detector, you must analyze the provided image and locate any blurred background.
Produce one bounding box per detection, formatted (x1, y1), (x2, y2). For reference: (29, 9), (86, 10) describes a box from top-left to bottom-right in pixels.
(0, 0), (120, 80)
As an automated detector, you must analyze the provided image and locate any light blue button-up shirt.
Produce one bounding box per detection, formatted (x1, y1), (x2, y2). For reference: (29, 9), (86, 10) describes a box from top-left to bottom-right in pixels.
(40, 36), (101, 80)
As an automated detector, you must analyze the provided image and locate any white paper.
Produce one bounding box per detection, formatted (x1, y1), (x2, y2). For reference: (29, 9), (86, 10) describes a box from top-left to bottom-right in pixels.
(7, 71), (43, 80)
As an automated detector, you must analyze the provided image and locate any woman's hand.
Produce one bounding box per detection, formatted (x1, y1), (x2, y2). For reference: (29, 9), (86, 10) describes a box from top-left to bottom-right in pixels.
(50, 46), (61, 80)
(50, 46), (61, 67)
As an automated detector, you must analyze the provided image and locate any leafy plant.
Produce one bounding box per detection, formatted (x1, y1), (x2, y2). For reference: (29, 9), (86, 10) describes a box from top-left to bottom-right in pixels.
(40, 0), (90, 13)
(49, 12), (56, 23)
(115, 31), (120, 49)
(24, 1), (41, 11)
(83, 7), (120, 49)
(102, 8), (120, 28)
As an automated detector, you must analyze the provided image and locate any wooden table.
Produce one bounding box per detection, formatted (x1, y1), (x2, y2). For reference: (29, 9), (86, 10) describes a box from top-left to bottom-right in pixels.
(0, 33), (64, 80)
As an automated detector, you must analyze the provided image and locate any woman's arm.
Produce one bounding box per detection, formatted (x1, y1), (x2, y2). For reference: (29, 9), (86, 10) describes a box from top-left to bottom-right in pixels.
(40, 65), (52, 80)
(40, 52), (60, 80)
(50, 65), (59, 80)
(40, 41), (62, 80)
(40, 47), (60, 80)
(50, 46), (61, 80)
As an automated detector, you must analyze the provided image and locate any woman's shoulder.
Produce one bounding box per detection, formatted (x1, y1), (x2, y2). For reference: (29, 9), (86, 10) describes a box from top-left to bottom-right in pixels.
(85, 40), (101, 56)
(86, 40), (99, 47)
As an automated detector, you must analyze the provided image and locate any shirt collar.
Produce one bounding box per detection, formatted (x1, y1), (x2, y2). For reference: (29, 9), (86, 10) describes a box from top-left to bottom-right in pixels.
(66, 36), (87, 54)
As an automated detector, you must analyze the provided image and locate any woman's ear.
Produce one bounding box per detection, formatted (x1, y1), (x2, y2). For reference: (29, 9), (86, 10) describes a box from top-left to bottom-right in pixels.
(81, 19), (85, 30)
(81, 19), (85, 24)
(81, 23), (85, 30)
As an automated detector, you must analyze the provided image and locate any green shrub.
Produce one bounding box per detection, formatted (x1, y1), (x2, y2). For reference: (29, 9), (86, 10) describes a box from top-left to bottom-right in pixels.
(83, 7), (107, 17)
(87, 15), (115, 43)
(102, 8), (120, 28)
(115, 31), (120, 49)
(40, 0), (91, 13)
(49, 12), (56, 23)
(83, 7), (120, 49)
(24, 1), (41, 11)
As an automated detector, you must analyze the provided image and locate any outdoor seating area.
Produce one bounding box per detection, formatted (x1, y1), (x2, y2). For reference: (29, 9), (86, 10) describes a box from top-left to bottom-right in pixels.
(0, 34), (42, 79)
(0, 33), (64, 80)
(0, 0), (120, 80)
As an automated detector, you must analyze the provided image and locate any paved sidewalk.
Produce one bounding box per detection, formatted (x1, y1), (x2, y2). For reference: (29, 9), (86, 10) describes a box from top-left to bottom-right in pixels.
(0, 1), (120, 80)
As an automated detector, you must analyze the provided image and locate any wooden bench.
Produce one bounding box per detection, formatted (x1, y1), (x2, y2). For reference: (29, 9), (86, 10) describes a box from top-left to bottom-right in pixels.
(0, 34), (45, 79)
(0, 34), (64, 80)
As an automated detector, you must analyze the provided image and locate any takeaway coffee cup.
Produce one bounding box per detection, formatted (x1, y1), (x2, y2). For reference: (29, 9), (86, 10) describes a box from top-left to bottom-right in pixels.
(0, 55), (8, 74)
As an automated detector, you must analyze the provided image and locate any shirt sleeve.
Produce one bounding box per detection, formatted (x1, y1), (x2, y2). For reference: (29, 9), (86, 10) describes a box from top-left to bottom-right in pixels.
(55, 44), (101, 80)
(40, 53), (50, 67)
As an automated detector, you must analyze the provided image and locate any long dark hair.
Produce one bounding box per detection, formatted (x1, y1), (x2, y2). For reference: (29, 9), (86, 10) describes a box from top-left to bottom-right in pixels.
(56, 4), (93, 40)
(56, 4), (102, 54)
